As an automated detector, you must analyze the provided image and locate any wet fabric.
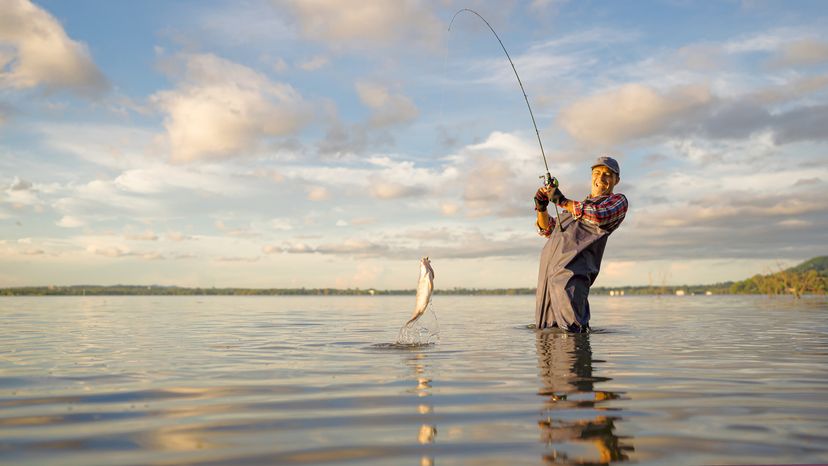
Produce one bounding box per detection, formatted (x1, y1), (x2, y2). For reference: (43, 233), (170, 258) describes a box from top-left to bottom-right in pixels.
(535, 210), (613, 331)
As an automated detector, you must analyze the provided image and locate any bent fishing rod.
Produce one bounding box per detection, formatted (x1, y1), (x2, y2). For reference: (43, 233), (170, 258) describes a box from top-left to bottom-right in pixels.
(448, 8), (563, 230)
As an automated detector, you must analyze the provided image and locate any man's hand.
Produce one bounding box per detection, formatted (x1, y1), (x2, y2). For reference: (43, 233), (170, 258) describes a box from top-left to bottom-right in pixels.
(545, 186), (567, 206)
(534, 188), (549, 212)
(562, 200), (577, 216)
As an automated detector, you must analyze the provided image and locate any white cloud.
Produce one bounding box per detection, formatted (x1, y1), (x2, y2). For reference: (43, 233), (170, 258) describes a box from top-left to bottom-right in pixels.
(3, 176), (43, 209)
(529, 0), (570, 14)
(778, 218), (811, 228)
(558, 83), (713, 145)
(167, 231), (194, 242)
(56, 215), (84, 228)
(297, 55), (330, 71)
(455, 27), (638, 94)
(335, 262), (384, 288)
(215, 256), (260, 263)
(271, 57), (289, 73)
(723, 31), (788, 54)
(52, 179), (167, 226)
(86, 244), (130, 258)
(440, 202), (459, 216)
(270, 218), (294, 231)
(461, 155), (517, 217)
(306, 186), (329, 201)
(675, 44), (726, 71)
(125, 231), (159, 241)
(350, 217), (376, 225)
(280, 0), (444, 50)
(281, 154), (459, 203)
(0, 0), (108, 95)
(152, 53), (311, 162)
(213, 219), (260, 238)
(770, 39), (828, 67)
(281, 242), (314, 254)
(195, 3), (294, 46)
(369, 181), (424, 199)
(355, 81), (419, 127)
(452, 131), (574, 218)
(38, 123), (160, 170)
(283, 156), (457, 200)
(555, 69), (828, 146)
(751, 75), (828, 105)
(113, 164), (253, 197)
(278, 226), (538, 261)
(9, 176), (32, 191)
(316, 238), (389, 256)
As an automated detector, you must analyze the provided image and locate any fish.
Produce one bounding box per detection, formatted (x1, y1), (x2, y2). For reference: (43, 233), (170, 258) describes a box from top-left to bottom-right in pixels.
(406, 257), (435, 326)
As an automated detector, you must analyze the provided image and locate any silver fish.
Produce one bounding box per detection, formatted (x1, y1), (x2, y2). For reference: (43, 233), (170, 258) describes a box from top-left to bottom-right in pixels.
(406, 257), (435, 326)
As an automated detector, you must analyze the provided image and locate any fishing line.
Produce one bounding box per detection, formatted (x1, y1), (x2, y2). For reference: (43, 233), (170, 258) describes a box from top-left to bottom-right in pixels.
(436, 16), (453, 151)
(448, 8), (563, 230)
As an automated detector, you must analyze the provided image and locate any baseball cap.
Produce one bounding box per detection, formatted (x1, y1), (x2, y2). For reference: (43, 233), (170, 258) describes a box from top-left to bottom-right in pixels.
(591, 156), (620, 176)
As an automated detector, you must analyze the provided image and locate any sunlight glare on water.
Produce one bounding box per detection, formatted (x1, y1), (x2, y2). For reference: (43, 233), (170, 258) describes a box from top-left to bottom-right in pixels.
(1, 295), (827, 465)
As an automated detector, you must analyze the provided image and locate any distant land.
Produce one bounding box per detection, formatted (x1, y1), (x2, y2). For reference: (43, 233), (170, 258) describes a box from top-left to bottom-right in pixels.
(2, 256), (826, 297)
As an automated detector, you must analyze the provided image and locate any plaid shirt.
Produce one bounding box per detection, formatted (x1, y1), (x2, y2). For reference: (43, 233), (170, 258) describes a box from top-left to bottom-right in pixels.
(537, 193), (628, 237)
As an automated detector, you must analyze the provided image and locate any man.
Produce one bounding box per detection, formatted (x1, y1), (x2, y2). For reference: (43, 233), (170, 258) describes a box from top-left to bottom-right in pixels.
(533, 156), (628, 332)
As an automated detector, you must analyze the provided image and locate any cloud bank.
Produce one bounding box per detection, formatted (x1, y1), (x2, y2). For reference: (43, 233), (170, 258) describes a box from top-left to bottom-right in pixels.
(0, 0), (108, 96)
(152, 53), (311, 162)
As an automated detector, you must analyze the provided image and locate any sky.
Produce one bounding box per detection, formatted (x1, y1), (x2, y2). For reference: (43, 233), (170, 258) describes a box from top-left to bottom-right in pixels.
(1, 0), (827, 289)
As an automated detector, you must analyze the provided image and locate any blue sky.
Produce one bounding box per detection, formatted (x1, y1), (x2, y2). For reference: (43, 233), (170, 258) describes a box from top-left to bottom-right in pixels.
(2, 0), (827, 289)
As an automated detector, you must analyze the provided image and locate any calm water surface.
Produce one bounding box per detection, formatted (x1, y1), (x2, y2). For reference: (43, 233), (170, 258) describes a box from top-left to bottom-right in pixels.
(1, 295), (827, 465)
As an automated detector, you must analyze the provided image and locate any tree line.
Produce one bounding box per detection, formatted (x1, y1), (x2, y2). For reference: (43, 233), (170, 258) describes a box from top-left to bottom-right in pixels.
(2, 257), (825, 298)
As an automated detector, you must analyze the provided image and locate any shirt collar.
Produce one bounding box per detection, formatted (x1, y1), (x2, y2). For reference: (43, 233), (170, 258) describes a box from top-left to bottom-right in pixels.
(585, 193), (612, 203)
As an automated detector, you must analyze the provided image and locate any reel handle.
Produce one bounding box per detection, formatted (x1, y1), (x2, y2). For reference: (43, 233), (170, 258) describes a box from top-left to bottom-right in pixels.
(540, 172), (558, 189)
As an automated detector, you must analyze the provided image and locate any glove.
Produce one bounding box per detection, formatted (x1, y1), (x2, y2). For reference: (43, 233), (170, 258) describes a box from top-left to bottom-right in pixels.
(549, 187), (568, 206)
(534, 189), (549, 212)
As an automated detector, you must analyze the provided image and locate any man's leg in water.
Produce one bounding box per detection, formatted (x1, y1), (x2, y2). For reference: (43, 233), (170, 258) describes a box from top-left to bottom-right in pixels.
(565, 275), (591, 332)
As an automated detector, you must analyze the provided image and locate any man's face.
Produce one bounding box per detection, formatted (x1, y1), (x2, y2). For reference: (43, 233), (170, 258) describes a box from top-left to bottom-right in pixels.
(591, 165), (619, 197)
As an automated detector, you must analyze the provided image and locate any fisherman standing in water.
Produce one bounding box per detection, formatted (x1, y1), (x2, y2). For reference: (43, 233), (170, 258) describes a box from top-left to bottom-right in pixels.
(533, 156), (628, 333)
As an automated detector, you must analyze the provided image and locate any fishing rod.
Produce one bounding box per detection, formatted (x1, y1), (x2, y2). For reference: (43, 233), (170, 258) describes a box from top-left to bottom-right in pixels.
(448, 8), (563, 231)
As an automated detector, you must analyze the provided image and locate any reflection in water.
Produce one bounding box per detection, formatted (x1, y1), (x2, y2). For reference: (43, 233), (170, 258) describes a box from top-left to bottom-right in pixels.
(536, 331), (634, 464)
(418, 424), (436, 444)
(405, 353), (436, 465)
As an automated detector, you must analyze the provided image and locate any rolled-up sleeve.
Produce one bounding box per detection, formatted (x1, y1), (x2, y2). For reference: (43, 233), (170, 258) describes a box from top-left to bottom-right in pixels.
(536, 214), (555, 237)
(569, 193), (628, 232)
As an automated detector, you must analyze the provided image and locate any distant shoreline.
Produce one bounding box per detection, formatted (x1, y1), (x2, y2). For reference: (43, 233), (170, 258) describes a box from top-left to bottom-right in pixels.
(2, 256), (824, 297)
(0, 283), (765, 297)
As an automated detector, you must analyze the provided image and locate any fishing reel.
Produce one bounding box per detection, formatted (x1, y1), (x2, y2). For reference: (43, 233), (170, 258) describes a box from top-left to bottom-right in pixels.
(539, 171), (565, 232)
(540, 172), (558, 189)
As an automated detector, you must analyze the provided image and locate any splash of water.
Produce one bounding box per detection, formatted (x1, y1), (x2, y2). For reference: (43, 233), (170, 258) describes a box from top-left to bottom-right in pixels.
(396, 302), (439, 345)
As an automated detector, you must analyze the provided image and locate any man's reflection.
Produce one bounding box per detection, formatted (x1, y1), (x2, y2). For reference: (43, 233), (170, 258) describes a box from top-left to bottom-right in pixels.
(536, 330), (633, 464)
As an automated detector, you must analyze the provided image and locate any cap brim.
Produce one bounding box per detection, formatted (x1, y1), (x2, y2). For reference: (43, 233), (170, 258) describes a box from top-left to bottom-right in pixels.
(591, 163), (619, 175)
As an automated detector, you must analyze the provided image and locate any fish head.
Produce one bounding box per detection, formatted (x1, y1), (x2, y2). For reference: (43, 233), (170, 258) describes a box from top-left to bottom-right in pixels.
(420, 256), (434, 279)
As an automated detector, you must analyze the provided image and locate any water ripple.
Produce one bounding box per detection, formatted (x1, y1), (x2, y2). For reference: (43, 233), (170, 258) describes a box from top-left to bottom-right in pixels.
(1, 295), (826, 465)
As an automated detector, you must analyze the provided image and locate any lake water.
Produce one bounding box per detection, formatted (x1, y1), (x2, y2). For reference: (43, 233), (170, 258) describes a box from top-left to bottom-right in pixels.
(1, 295), (827, 465)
